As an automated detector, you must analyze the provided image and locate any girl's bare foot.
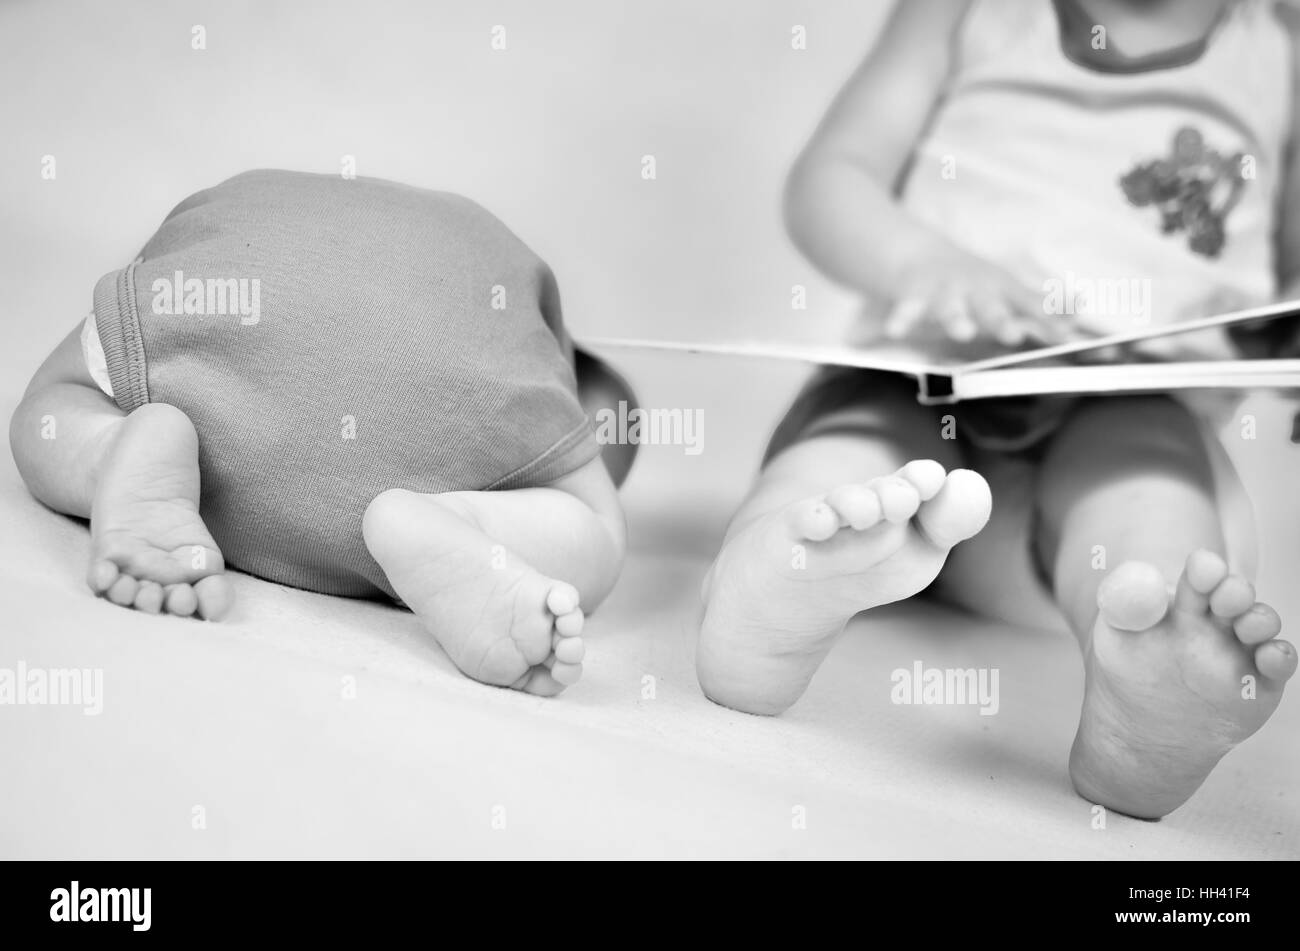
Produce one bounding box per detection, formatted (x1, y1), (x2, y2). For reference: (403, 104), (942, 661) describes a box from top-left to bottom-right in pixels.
(1071, 551), (1296, 819)
(697, 461), (992, 715)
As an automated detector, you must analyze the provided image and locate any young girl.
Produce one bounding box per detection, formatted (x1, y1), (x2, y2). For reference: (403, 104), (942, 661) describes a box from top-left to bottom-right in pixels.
(9, 170), (634, 697)
(697, 0), (1297, 818)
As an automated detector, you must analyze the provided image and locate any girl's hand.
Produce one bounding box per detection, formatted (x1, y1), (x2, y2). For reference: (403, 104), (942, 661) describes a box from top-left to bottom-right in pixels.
(882, 247), (1063, 347)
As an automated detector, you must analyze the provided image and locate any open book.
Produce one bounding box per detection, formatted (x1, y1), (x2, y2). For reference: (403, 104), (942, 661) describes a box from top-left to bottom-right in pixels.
(581, 300), (1300, 406)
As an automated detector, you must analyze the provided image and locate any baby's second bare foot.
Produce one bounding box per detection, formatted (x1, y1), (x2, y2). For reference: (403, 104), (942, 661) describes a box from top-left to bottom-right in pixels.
(1072, 551), (1296, 819)
(89, 404), (232, 620)
(364, 489), (585, 696)
(697, 461), (992, 715)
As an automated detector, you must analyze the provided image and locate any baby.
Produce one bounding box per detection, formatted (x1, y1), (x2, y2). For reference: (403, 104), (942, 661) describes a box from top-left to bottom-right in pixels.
(9, 170), (633, 697)
(697, 0), (1297, 818)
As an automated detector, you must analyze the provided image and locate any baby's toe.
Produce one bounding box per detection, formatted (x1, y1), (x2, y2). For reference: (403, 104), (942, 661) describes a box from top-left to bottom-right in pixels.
(1184, 549), (1228, 594)
(553, 634), (585, 665)
(1209, 574), (1255, 620)
(547, 656), (583, 686)
(87, 559), (120, 595)
(194, 575), (234, 621)
(914, 468), (993, 550)
(868, 476), (920, 524)
(164, 583), (198, 617)
(825, 484), (882, 530)
(1173, 549), (1226, 613)
(133, 580), (165, 614)
(1255, 639), (1297, 682)
(897, 460), (947, 501)
(1253, 639), (1294, 685)
(1096, 561), (1169, 632)
(106, 573), (139, 606)
(555, 609), (584, 639)
(1233, 603), (1281, 646)
(545, 583), (580, 618)
(514, 666), (567, 697)
(789, 498), (840, 541)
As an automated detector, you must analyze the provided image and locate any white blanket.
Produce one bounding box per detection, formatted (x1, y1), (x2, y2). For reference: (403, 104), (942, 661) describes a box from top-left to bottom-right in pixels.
(2, 352), (1296, 859)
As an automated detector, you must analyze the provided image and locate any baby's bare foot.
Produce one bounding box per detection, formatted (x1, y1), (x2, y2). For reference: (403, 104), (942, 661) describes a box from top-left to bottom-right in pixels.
(363, 489), (585, 696)
(697, 461), (992, 715)
(1072, 551), (1296, 819)
(89, 404), (232, 620)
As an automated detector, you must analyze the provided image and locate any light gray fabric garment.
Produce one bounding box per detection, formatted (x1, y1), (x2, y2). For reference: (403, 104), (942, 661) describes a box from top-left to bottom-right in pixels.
(92, 169), (596, 598)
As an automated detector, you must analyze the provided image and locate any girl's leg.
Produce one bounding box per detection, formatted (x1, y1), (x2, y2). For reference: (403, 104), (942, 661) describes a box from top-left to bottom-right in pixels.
(1036, 397), (1296, 818)
(696, 392), (992, 716)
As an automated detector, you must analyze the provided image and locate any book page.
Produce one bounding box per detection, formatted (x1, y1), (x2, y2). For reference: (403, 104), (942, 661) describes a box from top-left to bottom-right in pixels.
(582, 299), (1300, 381)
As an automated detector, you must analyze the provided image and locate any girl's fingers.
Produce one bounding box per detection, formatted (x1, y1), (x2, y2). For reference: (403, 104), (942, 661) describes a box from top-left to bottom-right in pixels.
(970, 295), (1025, 345)
(936, 295), (978, 342)
(884, 296), (930, 339)
(1003, 283), (1065, 344)
(884, 277), (1085, 347)
(995, 316), (1027, 346)
(1001, 282), (1042, 318)
(1019, 316), (1068, 346)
